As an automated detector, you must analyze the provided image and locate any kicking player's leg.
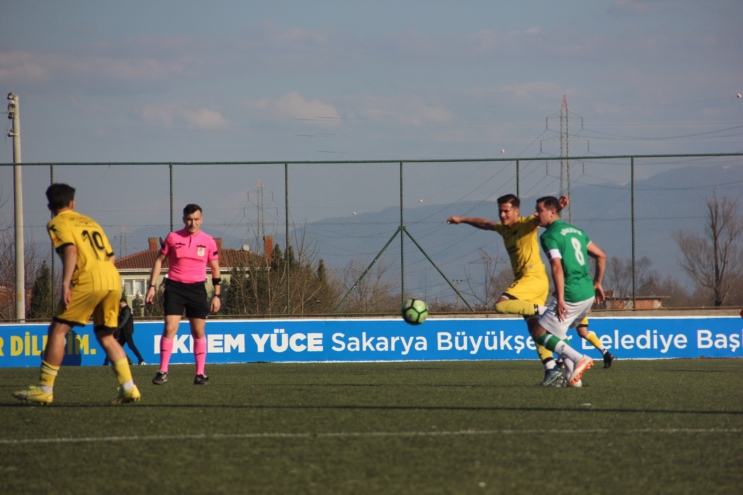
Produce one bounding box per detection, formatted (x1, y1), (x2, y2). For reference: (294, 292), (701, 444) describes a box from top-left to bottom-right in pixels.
(495, 272), (553, 382)
(576, 319), (614, 368)
(498, 294), (556, 374)
(494, 295), (545, 317)
(495, 271), (549, 316)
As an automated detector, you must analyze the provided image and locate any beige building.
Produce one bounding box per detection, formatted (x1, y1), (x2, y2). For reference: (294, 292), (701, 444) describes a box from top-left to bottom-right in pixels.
(601, 290), (665, 310)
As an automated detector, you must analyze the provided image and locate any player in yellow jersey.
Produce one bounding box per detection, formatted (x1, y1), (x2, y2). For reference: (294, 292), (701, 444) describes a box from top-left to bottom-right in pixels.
(447, 194), (613, 386)
(13, 183), (141, 405)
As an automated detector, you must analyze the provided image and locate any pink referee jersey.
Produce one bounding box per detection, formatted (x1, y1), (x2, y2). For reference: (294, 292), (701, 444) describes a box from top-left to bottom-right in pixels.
(160, 229), (219, 284)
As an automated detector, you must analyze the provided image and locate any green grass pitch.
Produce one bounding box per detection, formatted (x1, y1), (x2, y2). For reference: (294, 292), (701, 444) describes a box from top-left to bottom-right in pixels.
(1, 359), (742, 494)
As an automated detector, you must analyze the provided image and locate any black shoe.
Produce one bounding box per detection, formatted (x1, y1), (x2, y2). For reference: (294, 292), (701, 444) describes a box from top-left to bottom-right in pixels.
(540, 368), (563, 386)
(152, 371), (168, 385)
(194, 374), (209, 385)
(603, 351), (614, 369)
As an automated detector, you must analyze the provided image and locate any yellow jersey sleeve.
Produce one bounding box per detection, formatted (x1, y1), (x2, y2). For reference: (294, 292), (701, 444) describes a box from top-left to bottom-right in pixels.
(47, 216), (75, 253)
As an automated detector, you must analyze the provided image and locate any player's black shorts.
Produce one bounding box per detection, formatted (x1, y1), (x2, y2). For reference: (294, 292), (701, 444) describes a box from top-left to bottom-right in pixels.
(163, 279), (209, 319)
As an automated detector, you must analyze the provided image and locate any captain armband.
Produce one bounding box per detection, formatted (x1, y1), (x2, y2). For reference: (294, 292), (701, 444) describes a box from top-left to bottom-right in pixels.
(212, 278), (222, 286)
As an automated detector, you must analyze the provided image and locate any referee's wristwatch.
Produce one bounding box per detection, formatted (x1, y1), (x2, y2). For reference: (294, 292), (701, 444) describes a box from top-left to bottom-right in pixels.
(213, 294), (221, 298)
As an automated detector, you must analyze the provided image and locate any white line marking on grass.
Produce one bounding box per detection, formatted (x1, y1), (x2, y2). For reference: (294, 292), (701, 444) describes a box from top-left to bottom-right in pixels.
(1, 428), (740, 445)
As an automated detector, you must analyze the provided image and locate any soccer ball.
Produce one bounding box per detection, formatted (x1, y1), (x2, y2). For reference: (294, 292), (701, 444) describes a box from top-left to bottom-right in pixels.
(402, 298), (428, 325)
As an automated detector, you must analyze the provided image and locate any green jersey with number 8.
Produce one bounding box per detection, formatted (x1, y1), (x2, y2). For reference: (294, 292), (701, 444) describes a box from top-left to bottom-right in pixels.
(539, 219), (594, 302)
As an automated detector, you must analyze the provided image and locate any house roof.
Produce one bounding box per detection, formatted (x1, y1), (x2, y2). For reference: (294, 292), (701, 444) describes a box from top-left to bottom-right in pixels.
(115, 248), (265, 270)
(115, 250), (166, 270)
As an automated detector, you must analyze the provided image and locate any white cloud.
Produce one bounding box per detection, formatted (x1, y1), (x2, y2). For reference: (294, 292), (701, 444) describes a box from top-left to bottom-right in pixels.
(179, 108), (228, 129)
(244, 92), (341, 124)
(140, 104), (228, 129)
(274, 92), (341, 122)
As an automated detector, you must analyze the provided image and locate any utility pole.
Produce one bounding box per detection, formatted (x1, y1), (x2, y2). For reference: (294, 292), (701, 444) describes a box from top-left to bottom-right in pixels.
(117, 223), (130, 258)
(540, 95), (589, 223)
(8, 93), (24, 322)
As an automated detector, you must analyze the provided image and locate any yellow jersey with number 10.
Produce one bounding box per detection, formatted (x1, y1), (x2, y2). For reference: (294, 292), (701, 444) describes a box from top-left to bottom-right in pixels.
(491, 215), (546, 281)
(47, 210), (121, 290)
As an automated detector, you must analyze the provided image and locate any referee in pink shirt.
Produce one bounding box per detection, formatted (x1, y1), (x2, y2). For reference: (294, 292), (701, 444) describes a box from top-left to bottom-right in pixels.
(146, 204), (221, 385)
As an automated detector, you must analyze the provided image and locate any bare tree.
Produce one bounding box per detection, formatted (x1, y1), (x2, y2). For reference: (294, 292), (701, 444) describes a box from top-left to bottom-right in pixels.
(604, 256), (655, 298)
(672, 193), (743, 306)
(463, 248), (511, 311)
(334, 257), (399, 314)
(0, 222), (49, 320)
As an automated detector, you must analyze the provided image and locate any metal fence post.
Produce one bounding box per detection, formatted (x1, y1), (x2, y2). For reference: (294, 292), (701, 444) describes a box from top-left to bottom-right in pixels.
(285, 162), (290, 315)
(516, 159), (520, 197)
(631, 156), (636, 310)
(169, 163), (174, 232)
(400, 161), (405, 304)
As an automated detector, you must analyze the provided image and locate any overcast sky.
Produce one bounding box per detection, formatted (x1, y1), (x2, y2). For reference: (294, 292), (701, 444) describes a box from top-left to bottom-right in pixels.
(1, 0), (741, 164)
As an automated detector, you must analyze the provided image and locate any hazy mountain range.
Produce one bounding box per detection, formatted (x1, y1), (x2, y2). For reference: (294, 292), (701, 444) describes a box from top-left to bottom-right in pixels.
(124, 163), (743, 301)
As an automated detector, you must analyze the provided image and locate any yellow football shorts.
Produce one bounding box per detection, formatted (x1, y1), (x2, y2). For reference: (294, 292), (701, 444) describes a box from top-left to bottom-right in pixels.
(54, 283), (121, 329)
(503, 270), (549, 306)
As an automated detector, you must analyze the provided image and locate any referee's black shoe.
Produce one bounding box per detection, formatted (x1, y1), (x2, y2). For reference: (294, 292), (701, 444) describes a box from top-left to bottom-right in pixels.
(603, 351), (615, 369)
(152, 370), (168, 385)
(194, 374), (209, 385)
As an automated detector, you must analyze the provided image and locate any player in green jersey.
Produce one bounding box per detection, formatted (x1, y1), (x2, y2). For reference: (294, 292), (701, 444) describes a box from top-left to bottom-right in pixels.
(531, 196), (607, 386)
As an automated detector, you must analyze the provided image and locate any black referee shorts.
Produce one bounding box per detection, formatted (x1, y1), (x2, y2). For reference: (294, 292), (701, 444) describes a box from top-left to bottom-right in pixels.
(163, 279), (209, 319)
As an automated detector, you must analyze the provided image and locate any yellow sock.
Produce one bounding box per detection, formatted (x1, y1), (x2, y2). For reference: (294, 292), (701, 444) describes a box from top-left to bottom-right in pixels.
(494, 299), (535, 316)
(39, 360), (60, 388)
(584, 331), (605, 352)
(112, 358), (134, 386)
(536, 344), (554, 363)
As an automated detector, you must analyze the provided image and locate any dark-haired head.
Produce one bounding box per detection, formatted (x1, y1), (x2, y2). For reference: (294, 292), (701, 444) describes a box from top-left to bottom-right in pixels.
(536, 196), (561, 213)
(46, 183), (75, 212)
(497, 194), (520, 208)
(183, 204), (202, 216)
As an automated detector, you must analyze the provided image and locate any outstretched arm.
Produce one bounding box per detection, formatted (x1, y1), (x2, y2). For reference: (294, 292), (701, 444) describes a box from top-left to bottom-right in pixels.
(446, 216), (497, 230)
(587, 241), (606, 304)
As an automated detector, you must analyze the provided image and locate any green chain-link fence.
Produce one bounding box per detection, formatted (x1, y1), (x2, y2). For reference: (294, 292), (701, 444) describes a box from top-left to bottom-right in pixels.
(1, 153), (742, 321)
